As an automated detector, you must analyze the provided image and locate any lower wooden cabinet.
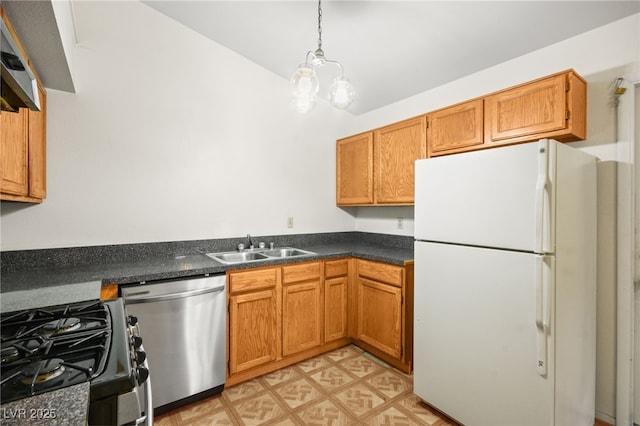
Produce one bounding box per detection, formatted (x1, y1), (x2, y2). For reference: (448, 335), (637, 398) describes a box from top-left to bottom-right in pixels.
(282, 263), (322, 356)
(227, 257), (413, 385)
(354, 259), (413, 373)
(228, 267), (279, 375)
(324, 259), (349, 342)
(357, 277), (402, 358)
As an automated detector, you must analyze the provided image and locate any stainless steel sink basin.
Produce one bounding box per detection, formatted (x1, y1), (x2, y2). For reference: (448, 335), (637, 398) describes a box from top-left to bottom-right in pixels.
(261, 248), (315, 258)
(205, 247), (315, 264)
(207, 251), (270, 264)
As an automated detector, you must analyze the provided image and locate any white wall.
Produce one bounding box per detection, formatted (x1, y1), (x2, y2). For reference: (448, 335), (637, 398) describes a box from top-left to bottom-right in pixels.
(0, 0), (355, 250)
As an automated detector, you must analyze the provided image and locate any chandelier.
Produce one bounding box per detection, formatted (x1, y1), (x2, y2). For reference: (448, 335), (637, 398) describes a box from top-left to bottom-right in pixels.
(290, 0), (354, 113)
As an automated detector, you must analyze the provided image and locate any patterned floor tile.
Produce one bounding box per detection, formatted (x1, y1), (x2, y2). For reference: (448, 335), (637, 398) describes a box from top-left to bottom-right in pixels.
(223, 379), (266, 402)
(309, 365), (355, 391)
(363, 406), (423, 426)
(294, 398), (356, 426)
(231, 392), (286, 426)
(399, 395), (459, 426)
(325, 345), (362, 362)
(273, 377), (323, 409)
(178, 408), (237, 426)
(170, 395), (225, 422)
(154, 346), (452, 426)
(262, 366), (300, 387)
(338, 354), (384, 378)
(295, 355), (332, 373)
(264, 417), (301, 426)
(366, 370), (412, 399)
(333, 382), (386, 418)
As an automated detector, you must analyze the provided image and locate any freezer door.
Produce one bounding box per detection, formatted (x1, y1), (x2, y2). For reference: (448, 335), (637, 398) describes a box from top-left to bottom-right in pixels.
(413, 241), (554, 425)
(414, 140), (555, 252)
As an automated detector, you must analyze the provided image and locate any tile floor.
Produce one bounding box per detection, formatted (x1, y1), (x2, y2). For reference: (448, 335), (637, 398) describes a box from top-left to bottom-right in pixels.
(155, 345), (456, 426)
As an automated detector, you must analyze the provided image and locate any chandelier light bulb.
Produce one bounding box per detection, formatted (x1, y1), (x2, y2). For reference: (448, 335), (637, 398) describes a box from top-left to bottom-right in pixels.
(290, 64), (319, 97)
(329, 76), (354, 109)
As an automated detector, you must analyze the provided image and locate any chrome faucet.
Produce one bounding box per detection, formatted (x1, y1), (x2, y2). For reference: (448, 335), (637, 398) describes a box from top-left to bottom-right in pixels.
(247, 234), (254, 250)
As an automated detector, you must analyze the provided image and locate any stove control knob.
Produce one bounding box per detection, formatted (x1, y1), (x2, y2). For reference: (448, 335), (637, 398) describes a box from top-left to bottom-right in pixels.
(136, 366), (149, 384)
(127, 315), (138, 327)
(135, 350), (147, 364)
(131, 335), (143, 349)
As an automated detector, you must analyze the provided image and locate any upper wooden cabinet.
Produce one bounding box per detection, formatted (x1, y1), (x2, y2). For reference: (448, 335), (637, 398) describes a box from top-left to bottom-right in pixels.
(485, 71), (586, 144)
(336, 132), (374, 205)
(374, 116), (427, 204)
(428, 70), (586, 157)
(339, 69), (587, 165)
(0, 9), (47, 203)
(427, 99), (484, 156)
(337, 116), (426, 206)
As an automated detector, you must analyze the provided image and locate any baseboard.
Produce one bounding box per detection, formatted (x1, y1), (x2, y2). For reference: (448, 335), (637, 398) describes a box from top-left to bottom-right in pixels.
(594, 412), (615, 426)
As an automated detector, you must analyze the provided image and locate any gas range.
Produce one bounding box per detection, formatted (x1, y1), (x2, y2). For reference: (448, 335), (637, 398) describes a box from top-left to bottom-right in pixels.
(0, 299), (151, 425)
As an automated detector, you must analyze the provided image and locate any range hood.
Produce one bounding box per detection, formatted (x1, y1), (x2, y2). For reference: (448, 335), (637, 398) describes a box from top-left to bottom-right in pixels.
(1, 13), (40, 113)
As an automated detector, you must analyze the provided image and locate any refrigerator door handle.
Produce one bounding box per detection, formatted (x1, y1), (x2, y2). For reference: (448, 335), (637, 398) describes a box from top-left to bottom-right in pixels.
(534, 139), (551, 254)
(534, 254), (552, 376)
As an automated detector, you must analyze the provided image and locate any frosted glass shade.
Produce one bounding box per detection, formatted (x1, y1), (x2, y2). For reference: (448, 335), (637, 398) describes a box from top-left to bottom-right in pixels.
(290, 64), (319, 97)
(329, 77), (354, 109)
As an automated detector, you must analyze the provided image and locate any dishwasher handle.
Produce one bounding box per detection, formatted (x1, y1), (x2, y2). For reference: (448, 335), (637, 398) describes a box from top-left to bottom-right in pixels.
(124, 284), (225, 304)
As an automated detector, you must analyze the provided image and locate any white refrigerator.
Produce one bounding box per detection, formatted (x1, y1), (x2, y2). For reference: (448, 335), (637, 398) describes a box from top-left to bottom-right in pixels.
(413, 139), (597, 426)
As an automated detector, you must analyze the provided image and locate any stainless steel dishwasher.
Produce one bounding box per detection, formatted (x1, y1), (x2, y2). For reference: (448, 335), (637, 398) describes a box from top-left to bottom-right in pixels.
(121, 274), (226, 414)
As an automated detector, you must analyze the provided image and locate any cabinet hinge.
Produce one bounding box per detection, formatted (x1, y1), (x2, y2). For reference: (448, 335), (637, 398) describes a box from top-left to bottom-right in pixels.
(227, 300), (230, 313)
(565, 81), (570, 92)
(425, 121), (429, 129)
(565, 110), (570, 120)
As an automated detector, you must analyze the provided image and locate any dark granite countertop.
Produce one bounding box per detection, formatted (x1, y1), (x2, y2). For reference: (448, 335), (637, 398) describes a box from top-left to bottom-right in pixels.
(1, 233), (414, 293)
(0, 232), (413, 425)
(0, 382), (89, 426)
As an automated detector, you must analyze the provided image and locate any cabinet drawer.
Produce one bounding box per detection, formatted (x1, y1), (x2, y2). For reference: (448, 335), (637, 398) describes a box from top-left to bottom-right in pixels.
(357, 259), (403, 287)
(229, 268), (278, 293)
(283, 262), (321, 284)
(325, 259), (349, 278)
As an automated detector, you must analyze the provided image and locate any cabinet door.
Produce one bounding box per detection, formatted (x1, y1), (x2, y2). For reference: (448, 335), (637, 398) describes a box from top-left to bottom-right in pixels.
(282, 280), (322, 356)
(428, 99), (484, 156)
(28, 85), (46, 198)
(336, 132), (374, 205)
(325, 275), (347, 342)
(357, 277), (402, 358)
(229, 288), (278, 374)
(485, 74), (566, 142)
(374, 116), (426, 204)
(0, 108), (28, 196)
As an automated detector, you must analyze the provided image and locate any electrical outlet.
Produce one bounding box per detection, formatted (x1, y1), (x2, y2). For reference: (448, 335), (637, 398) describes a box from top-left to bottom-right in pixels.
(396, 217), (404, 229)
(287, 217), (294, 228)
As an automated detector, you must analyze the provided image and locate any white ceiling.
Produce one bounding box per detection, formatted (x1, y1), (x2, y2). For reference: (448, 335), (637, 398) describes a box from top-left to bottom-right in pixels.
(142, 1), (640, 114)
(3, 1), (639, 115)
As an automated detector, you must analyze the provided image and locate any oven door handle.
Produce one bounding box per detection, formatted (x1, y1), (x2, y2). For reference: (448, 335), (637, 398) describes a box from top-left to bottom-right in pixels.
(135, 344), (153, 426)
(125, 284), (225, 304)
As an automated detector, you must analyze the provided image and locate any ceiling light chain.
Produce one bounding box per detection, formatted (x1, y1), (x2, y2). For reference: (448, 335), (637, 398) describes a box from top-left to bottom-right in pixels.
(316, 0), (323, 56)
(290, 0), (354, 113)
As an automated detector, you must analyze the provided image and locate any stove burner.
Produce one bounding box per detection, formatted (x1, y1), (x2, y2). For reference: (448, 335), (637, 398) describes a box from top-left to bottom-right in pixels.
(41, 317), (81, 335)
(21, 358), (66, 385)
(1, 347), (20, 363)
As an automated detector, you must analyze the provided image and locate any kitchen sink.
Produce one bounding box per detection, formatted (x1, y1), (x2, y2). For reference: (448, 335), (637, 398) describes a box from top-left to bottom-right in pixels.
(205, 247), (315, 265)
(261, 248), (315, 258)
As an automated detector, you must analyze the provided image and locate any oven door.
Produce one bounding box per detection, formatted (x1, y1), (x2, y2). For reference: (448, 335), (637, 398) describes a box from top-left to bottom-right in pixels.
(117, 342), (153, 426)
(89, 299), (152, 426)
